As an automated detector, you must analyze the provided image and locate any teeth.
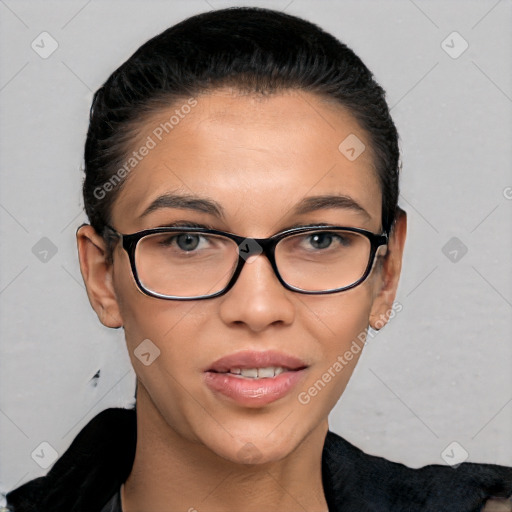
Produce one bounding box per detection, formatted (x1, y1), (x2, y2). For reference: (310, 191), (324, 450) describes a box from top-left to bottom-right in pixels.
(257, 367), (275, 378)
(227, 367), (287, 378)
(241, 368), (259, 378)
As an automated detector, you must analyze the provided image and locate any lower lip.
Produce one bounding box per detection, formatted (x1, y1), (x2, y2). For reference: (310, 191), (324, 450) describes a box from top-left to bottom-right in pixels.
(204, 370), (306, 407)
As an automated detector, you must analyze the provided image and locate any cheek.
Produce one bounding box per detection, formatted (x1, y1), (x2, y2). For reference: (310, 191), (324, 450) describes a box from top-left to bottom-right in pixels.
(112, 253), (205, 370)
(304, 283), (374, 346)
(113, 265), (213, 439)
(296, 284), (373, 412)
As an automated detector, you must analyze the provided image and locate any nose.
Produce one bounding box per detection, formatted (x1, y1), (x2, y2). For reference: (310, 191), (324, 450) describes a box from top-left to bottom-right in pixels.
(218, 252), (295, 332)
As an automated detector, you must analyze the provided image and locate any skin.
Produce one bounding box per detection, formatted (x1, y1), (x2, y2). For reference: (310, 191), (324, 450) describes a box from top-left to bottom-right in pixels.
(77, 88), (407, 512)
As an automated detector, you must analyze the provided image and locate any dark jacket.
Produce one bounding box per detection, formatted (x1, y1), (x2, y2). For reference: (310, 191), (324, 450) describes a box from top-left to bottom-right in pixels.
(6, 407), (512, 512)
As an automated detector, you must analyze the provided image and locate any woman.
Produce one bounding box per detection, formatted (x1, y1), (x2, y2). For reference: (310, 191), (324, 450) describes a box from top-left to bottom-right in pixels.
(6, 6), (512, 512)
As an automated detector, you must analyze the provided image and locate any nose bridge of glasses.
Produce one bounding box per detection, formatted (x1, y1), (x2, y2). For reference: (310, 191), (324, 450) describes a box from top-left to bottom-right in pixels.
(236, 236), (274, 263)
(230, 236), (284, 295)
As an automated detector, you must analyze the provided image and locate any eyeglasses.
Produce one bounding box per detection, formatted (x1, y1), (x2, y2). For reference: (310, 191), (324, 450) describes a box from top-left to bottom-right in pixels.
(103, 224), (388, 300)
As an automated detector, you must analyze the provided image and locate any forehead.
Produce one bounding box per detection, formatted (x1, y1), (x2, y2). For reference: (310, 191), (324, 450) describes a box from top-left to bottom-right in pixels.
(112, 89), (382, 233)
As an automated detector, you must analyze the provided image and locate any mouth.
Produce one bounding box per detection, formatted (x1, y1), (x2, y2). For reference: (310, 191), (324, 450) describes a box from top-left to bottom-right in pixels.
(204, 350), (308, 407)
(206, 349), (308, 374)
(209, 366), (295, 378)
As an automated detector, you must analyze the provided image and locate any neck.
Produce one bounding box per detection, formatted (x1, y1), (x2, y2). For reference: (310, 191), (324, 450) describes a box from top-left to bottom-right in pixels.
(122, 384), (329, 512)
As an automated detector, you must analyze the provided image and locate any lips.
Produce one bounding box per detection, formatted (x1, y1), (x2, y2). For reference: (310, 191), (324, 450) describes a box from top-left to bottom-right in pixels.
(204, 350), (308, 407)
(206, 350), (308, 373)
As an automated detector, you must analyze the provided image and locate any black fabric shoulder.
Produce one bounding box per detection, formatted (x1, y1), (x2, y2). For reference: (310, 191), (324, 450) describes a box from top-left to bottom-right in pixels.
(6, 407), (136, 512)
(322, 430), (512, 512)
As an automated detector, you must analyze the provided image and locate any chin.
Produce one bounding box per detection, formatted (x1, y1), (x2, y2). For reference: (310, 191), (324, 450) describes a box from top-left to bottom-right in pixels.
(193, 418), (305, 466)
(217, 435), (297, 466)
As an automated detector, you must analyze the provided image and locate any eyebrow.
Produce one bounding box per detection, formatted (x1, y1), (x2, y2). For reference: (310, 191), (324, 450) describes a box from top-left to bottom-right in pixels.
(291, 194), (371, 220)
(139, 193), (225, 219)
(139, 192), (371, 221)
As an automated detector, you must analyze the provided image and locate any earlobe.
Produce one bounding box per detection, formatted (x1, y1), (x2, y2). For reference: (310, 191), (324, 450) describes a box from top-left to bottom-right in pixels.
(369, 209), (407, 330)
(76, 224), (123, 329)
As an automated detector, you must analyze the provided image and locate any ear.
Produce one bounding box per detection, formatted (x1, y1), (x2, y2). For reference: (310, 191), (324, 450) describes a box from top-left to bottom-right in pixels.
(76, 224), (123, 328)
(369, 208), (407, 330)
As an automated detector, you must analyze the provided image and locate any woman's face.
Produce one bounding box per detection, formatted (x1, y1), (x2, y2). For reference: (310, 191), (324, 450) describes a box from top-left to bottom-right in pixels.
(79, 88), (405, 464)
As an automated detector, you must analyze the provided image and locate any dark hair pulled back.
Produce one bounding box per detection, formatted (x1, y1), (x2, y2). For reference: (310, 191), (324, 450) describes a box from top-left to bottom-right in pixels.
(83, 7), (400, 260)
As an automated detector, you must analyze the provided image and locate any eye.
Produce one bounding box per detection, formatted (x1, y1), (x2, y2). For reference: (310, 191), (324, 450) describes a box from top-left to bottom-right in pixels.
(308, 232), (332, 250)
(176, 233), (201, 251)
(305, 231), (350, 250)
(158, 233), (209, 252)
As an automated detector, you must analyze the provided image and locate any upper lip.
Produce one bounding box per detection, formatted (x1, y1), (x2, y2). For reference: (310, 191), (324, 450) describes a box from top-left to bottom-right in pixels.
(206, 350), (308, 373)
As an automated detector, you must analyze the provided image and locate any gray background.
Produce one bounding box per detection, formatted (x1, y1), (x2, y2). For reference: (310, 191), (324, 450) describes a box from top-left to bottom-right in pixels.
(1, 0), (511, 497)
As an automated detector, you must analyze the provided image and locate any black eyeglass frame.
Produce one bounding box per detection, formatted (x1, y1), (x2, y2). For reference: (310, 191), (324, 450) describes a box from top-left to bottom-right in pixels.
(103, 224), (388, 300)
